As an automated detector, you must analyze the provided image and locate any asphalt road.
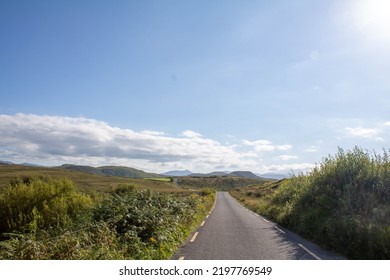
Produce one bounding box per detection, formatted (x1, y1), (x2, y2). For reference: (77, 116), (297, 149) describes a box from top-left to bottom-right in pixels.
(172, 192), (344, 260)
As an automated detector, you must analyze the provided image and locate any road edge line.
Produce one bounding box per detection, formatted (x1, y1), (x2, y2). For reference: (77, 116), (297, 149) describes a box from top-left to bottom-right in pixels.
(298, 243), (321, 260)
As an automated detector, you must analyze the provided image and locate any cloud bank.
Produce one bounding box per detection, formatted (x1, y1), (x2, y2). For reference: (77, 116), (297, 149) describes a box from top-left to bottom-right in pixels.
(0, 113), (312, 174)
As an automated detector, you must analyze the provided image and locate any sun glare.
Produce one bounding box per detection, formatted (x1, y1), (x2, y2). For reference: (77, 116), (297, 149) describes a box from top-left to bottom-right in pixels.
(353, 0), (390, 43)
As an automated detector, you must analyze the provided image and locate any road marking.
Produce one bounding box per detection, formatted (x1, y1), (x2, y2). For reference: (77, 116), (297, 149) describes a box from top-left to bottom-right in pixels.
(200, 221), (205, 226)
(190, 232), (199, 242)
(298, 243), (321, 260)
(275, 226), (285, 234)
(263, 218), (269, 223)
(178, 256), (185, 260)
(206, 215), (209, 219)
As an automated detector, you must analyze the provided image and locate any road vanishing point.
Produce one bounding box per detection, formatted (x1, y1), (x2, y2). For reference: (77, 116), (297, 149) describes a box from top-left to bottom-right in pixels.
(172, 192), (344, 260)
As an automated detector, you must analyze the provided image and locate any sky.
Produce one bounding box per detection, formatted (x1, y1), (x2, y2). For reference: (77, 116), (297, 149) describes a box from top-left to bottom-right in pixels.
(1, 0), (390, 174)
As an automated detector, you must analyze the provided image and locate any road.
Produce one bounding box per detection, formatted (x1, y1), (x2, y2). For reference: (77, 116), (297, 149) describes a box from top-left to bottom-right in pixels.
(172, 192), (344, 260)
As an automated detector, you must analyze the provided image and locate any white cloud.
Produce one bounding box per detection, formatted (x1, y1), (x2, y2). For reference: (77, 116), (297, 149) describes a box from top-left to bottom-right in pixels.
(0, 114), (259, 173)
(345, 126), (383, 141)
(384, 121), (390, 126)
(258, 163), (315, 174)
(0, 114), (313, 174)
(140, 130), (166, 136)
(276, 155), (298, 161)
(182, 130), (202, 138)
(243, 139), (292, 152)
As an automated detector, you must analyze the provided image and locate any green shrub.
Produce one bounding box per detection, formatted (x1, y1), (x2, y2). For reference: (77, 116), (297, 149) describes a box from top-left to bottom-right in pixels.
(0, 176), (214, 260)
(92, 190), (213, 259)
(0, 176), (92, 238)
(259, 147), (390, 259)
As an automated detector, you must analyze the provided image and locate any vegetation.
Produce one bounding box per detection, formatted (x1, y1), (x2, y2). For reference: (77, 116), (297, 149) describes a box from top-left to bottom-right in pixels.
(0, 176), (215, 259)
(0, 165), (180, 193)
(59, 164), (162, 179)
(175, 176), (268, 191)
(231, 147), (390, 259)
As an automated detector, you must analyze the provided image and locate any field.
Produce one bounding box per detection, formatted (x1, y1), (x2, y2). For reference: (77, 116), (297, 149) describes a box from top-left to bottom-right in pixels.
(174, 175), (269, 191)
(0, 165), (180, 193)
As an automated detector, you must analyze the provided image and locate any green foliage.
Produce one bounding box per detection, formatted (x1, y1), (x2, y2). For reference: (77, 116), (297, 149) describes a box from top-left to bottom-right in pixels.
(0, 176), (92, 237)
(176, 176), (266, 191)
(93, 190), (213, 259)
(198, 187), (216, 197)
(0, 176), (214, 260)
(0, 222), (122, 260)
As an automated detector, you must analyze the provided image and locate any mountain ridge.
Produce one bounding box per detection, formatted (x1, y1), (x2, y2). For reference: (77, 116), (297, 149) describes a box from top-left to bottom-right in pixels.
(59, 164), (161, 179)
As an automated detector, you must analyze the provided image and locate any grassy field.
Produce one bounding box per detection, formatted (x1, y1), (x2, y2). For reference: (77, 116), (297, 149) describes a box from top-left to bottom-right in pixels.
(145, 177), (172, 182)
(174, 175), (269, 191)
(0, 165), (181, 193)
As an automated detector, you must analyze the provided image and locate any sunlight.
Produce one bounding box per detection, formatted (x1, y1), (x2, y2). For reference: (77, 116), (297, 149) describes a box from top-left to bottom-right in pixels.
(353, 0), (390, 43)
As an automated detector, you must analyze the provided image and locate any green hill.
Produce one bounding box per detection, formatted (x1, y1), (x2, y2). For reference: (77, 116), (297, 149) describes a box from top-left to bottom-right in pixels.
(0, 164), (177, 193)
(58, 164), (161, 179)
(230, 171), (260, 179)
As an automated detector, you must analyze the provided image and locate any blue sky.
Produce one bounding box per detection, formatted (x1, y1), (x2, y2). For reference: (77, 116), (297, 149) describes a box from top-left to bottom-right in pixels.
(1, 0), (390, 174)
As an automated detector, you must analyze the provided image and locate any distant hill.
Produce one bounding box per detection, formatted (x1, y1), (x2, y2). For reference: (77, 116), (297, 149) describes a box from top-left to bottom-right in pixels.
(97, 166), (161, 179)
(230, 171), (260, 179)
(0, 160), (14, 165)
(0, 161), (44, 167)
(60, 164), (104, 175)
(21, 162), (43, 167)
(162, 170), (192, 176)
(58, 164), (161, 179)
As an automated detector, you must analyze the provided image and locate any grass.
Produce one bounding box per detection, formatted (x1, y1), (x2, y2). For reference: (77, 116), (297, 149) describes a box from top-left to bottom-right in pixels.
(0, 165), (182, 193)
(230, 147), (390, 259)
(0, 176), (215, 259)
(145, 177), (172, 182)
(174, 175), (269, 191)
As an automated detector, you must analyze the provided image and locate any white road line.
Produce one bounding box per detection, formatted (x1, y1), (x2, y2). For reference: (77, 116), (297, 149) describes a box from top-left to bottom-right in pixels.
(178, 256), (185, 260)
(263, 218), (269, 223)
(190, 232), (199, 242)
(206, 215), (209, 219)
(200, 221), (205, 226)
(275, 226), (285, 234)
(298, 243), (321, 260)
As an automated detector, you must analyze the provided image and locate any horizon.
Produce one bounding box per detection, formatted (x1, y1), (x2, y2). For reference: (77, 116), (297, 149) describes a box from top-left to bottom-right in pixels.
(0, 159), (289, 176)
(1, 0), (390, 175)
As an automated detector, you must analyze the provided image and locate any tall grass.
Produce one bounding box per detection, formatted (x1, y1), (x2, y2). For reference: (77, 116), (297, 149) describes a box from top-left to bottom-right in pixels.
(259, 147), (390, 259)
(0, 177), (215, 259)
(0, 176), (92, 237)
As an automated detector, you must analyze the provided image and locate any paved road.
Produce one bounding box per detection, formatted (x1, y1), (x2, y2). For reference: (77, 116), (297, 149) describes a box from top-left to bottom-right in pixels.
(172, 192), (344, 260)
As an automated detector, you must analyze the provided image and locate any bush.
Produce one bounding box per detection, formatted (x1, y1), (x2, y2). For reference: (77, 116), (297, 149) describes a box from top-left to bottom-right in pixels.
(0, 176), (215, 260)
(92, 190), (213, 259)
(0, 176), (92, 238)
(260, 147), (390, 259)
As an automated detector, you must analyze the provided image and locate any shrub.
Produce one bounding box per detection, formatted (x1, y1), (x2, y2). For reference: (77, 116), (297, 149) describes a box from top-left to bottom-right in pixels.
(0, 176), (92, 238)
(0, 176), (214, 260)
(92, 190), (213, 259)
(254, 147), (390, 259)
